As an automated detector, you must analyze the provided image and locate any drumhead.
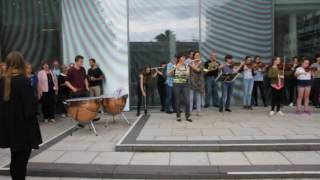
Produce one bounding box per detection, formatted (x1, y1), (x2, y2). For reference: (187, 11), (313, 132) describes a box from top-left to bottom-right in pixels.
(100, 94), (128, 99)
(65, 96), (101, 102)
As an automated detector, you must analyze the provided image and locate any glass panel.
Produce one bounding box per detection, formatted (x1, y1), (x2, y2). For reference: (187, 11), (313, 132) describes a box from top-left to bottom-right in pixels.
(0, 0), (61, 67)
(129, 0), (199, 108)
(275, 0), (320, 58)
(61, 0), (129, 109)
(200, 0), (273, 102)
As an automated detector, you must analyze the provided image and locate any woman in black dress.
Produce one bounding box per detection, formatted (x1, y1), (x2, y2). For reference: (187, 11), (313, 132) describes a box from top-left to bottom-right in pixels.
(0, 51), (42, 180)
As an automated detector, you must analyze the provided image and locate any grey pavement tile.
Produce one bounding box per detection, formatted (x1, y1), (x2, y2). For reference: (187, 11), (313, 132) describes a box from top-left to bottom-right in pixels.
(244, 152), (291, 165)
(208, 152), (250, 165)
(55, 151), (99, 164)
(130, 152), (170, 165)
(87, 142), (116, 152)
(170, 152), (210, 166)
(30, 150), (65, 163)
(92, 152), (133, 165)
(201, 128), (233, 136)
(282, 151), (320, 165)
(172, 128), (202, 136)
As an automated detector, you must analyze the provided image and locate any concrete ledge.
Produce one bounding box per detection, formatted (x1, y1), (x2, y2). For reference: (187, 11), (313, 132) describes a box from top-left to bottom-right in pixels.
(2, 163), (320, 179)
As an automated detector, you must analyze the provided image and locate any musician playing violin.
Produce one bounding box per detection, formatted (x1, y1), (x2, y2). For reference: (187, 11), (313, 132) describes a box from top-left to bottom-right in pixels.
(219, 55), (244, 113)
(267, 56), (285, 116)
(295, 58), (312, 114)
(252, 56), (267, 107)
(310, 54), (320, 108)
(242, 56), (255, 110)
(285, 56), (300, 107)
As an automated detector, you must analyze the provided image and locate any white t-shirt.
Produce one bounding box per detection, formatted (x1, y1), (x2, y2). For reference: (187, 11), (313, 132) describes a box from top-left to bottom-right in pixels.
(295, 67), (311, 80)
(243, 66), (253, 79)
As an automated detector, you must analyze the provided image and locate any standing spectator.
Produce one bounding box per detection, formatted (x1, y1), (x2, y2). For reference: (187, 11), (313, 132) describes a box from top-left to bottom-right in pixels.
(65, 55), (89, 98)
(25, 62), (38, 97)
(0, 51), (42, 180)
(88, 58), (104, 97)
(156, 62), (167, 112)
(311, 54), (320, 108)
(0, 62), (6, 77)
(204, 50), (220, 108)
(57, 65), (69, 117)
(38, 61), (58, 123)
(52, 60), (61, 77)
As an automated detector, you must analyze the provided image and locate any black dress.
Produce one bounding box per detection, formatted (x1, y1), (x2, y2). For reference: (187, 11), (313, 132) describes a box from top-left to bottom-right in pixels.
(0, 75), (42, 150)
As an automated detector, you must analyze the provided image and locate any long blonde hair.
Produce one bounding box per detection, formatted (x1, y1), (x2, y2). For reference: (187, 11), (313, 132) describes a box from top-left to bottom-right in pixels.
(3, 51), (26, 101)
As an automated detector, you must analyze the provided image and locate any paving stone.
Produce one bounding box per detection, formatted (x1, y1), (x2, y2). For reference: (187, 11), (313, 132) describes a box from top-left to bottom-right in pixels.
(30, 151), (65, 163)
(55, 151), (99, 164)
(172, 129), (202, 136)
(87, 142), (116, 152)
(244, 152), (291, 165)
(92, 152), (133, 165)
(170, 152), (210, 166)
(208, 152), (250, 165)
(130, 152), (169, 165)
(282, 151), (320, 165)
(201, 128), (233, 136)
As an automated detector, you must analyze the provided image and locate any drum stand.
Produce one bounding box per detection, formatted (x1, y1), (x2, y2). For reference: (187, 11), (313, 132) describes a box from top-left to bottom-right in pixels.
(88, 121), (98, 136)
(103, 105), (131, 128)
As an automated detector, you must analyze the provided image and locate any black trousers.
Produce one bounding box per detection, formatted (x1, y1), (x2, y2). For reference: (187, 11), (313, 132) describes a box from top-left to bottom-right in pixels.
(312, 78), (320, 106)
(10, 149), (31, 180)
(252, 81), (266, 106)
(137, 85), (148, 115)
(285, 78), (297, 104)
(271, 87), (283, 112)
(42, 91), (55, 119)
(157, 84), (166, 110)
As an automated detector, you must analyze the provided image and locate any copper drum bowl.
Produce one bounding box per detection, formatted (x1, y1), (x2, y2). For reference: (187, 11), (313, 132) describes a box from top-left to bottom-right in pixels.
(66, 97), (101, 123)
(101, 95), (128, 115)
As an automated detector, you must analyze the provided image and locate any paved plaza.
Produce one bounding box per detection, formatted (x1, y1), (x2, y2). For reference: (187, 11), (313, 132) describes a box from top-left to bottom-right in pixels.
(1, 107), (320, 179)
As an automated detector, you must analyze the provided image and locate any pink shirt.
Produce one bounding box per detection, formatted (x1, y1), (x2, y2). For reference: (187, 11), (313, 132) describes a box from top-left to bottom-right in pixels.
(37, 70), (58, 94)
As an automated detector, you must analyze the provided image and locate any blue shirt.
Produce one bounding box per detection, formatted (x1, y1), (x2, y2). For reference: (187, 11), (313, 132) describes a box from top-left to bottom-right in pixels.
(254, 70), (264, 81)
(52, 68), (61, 76)
(165, 62), (174, 87)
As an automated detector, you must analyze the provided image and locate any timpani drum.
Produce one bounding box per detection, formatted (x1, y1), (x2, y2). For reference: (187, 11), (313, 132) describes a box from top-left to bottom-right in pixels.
(101, 94), (128, 116)
(65, 97), (101, 123)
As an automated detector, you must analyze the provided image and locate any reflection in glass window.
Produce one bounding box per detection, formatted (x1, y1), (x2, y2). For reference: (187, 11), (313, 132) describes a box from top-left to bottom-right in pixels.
(129, 0), (199, 107)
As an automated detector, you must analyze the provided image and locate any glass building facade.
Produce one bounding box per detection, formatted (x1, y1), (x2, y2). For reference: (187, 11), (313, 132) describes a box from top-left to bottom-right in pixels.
(1, 0), (320, 108)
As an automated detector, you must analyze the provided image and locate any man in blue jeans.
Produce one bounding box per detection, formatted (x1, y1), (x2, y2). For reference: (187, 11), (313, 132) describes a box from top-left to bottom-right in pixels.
(219, 55), (243, 112)
(165, 58), (176, 114)
(204, 51), (220, 107)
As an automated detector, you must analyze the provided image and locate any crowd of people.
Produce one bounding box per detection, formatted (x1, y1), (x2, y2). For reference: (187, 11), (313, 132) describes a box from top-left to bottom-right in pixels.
(0, 54), (105, 123)
(137, 50), (320, 121)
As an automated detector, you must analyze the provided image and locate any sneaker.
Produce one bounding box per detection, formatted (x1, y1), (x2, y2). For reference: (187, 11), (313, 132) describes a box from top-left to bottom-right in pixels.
(61, 114), (66, 118)
(277, 111), (285, 116)
(186, 117), (192, 122)
(49, 119), (56, 123)
(177, 117), (181, 122)
(269, 111), (275, 116)
(225, 109), (232, 112)
(289, 102), (294, 107)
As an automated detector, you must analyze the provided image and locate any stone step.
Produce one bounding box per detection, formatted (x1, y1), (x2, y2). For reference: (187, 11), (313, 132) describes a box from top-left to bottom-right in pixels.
(1, 163), (320, 179)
